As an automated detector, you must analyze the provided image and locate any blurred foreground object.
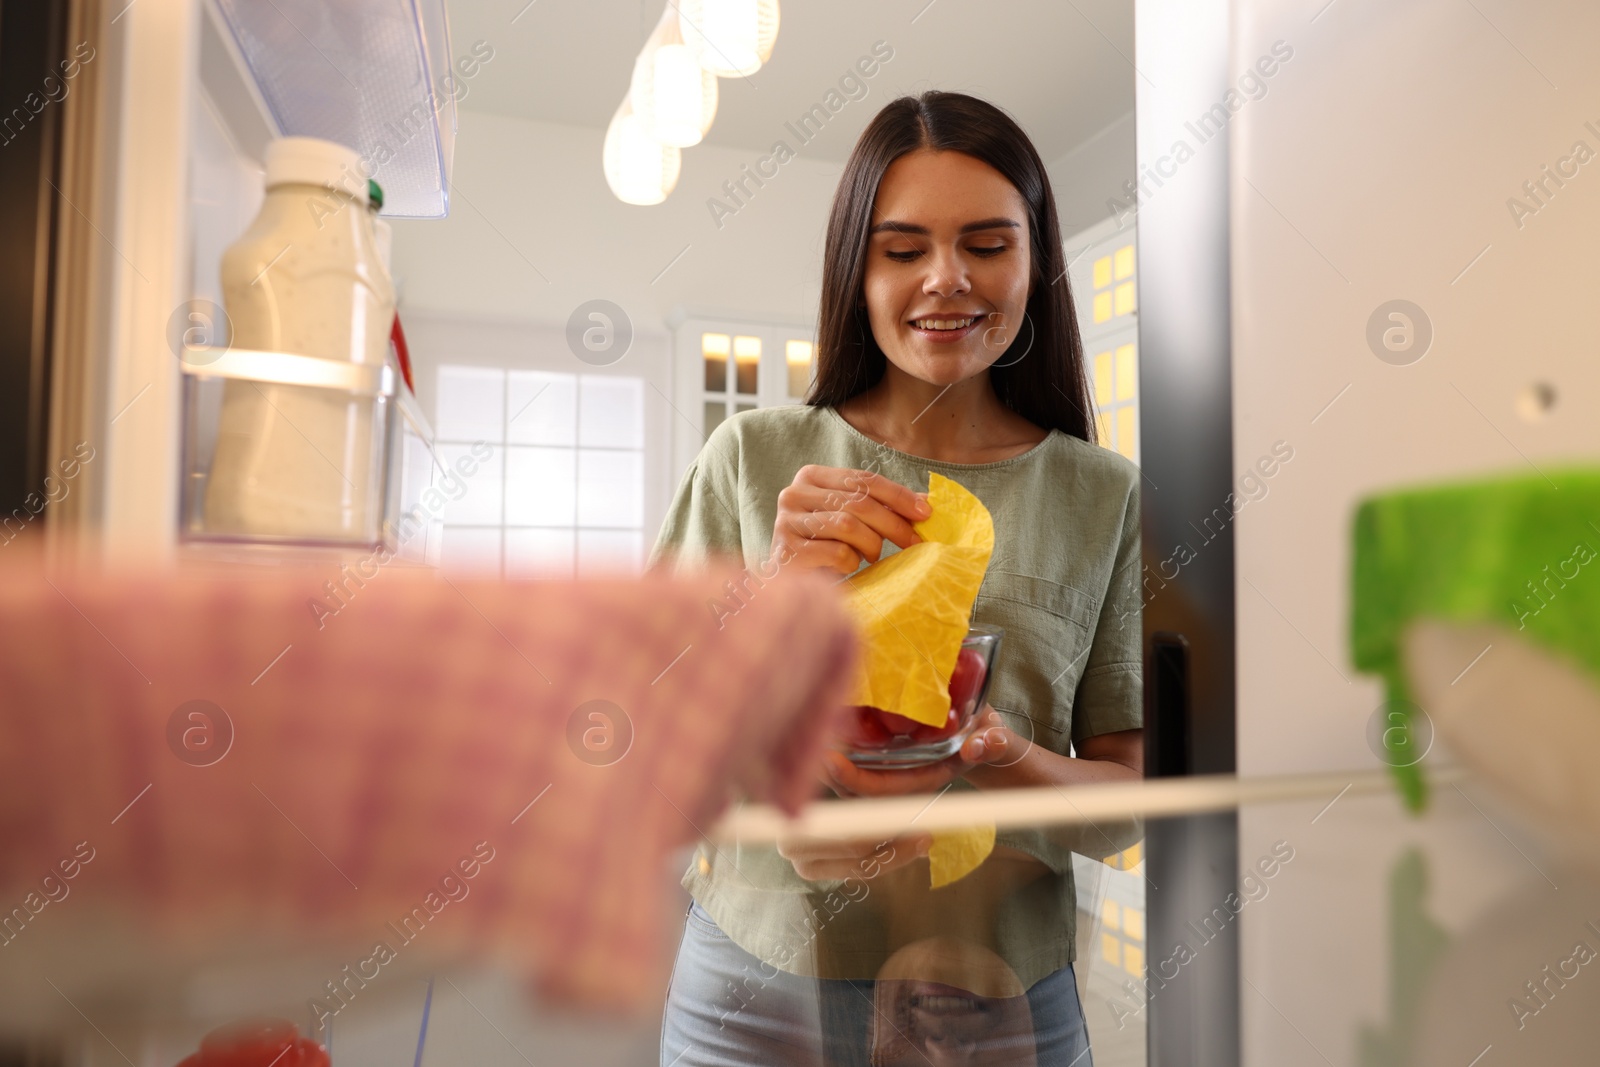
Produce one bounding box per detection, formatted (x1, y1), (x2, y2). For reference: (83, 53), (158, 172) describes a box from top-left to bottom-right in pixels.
(1406, 619), (1600, 873)
(174, 1018), (327, 1067)
(0, 550), (854, 1029)
(1351, 467), (1600, 815)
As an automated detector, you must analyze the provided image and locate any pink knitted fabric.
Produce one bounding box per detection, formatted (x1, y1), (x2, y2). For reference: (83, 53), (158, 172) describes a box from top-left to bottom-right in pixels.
(0, 551), (855, 1015)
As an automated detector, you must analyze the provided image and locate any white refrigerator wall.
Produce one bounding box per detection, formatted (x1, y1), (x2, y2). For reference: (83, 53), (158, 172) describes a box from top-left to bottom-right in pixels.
(1232, 0), (1600, 779)
(1232, 2), (1600, 1064)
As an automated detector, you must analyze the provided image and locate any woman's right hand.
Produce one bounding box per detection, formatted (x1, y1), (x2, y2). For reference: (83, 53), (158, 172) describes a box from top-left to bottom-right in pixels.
(776, 831), (932, 882)
(771, 465), (931, 575)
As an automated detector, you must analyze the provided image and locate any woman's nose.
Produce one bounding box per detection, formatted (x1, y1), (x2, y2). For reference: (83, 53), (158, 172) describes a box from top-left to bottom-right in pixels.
(921, 246), (971, 298)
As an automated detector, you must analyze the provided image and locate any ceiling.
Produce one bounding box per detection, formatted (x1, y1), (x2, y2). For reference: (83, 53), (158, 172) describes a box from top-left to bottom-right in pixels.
(445, 0), (1135, 164)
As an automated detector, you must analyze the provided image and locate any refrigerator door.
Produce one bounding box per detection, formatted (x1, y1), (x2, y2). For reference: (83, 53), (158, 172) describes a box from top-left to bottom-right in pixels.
(1230, 0), (1600, 1064)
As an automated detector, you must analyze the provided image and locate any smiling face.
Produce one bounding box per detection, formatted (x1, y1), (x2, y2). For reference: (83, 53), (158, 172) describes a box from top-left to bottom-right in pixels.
(861, 149), (1034, 390)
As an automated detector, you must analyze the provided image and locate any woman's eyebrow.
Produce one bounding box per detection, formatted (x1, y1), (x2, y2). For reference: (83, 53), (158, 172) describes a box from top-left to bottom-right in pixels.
(868, 217), (1021, 236)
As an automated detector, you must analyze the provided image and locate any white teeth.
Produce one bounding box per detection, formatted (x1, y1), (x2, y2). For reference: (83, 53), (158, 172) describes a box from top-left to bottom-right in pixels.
(911, 995), (980, 1013)
(911, 317), (976, 331)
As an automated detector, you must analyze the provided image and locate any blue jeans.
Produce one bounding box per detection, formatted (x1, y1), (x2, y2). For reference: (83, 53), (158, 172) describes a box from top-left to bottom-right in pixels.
(661, 901), (1094, 1066)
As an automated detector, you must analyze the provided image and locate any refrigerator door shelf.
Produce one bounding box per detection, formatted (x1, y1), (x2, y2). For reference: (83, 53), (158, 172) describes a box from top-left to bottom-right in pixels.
(181, 346), (396, 396)
(210, 0), (456, 218)
(178, 349), (439, 564)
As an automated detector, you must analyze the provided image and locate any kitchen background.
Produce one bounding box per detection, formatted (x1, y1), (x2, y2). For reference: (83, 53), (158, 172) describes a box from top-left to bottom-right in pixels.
(6, 0), (1600, 1063)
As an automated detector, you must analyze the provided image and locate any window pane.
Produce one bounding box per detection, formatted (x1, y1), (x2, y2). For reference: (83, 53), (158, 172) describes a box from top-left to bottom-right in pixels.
(734, 335), (760, 394)
(1116, 343), (1137, 402)
(1094, 351), (1113, 407)
(435, 366), (504, 442)
(579, 376), (644, 449)
(1093, 255), (1112, 289)
(1117, 405), (1137, 459)
(735, 402), (756, 414)
(704, 400), (725, 434)
(1114, 244), (1135, 280)
(505, 446), (576, 526)
(1114, 281), (1136, 316)
(1093, 291), (1112, 324)
(577, 449), (643, 527)
(440, 526), (501, 576)
(507, 371), (576, 446)
(436, 443), (503, 524)
(578, 529), (644, 576)
(785, 339), (813, 397)
(702, 332), (729, 392)
(506, 527), (575, 578)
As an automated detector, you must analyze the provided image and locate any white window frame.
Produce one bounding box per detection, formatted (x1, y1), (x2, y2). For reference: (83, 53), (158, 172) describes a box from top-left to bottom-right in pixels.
(668, 311), (818, 488)
(1065, 217), (1141, 465)
(434, 365), (648, 577)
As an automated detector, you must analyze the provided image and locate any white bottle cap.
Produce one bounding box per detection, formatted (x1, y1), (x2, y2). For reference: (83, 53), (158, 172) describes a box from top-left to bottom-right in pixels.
(264, 137), (368, 204)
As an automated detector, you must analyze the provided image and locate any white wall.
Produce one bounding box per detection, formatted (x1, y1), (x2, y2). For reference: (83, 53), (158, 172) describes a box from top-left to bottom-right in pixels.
(390, 106), (1138, 337)
(387, 109), (846, 330)
(399, 311), (676, 557)
(386, 107), (853, 546)
(1048, 110), (1137, 237)
(389, 105), (1137, 545)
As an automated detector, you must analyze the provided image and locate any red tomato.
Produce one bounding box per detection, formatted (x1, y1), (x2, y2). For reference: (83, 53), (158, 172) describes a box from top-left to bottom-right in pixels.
(843, 705), (894, 746)
(847, 647), (990, 749)
(183, 1019), (329, 1067)
(874, 709), (926, 737)
(947, 647), (987, 717)
(910, 705), (963, 743)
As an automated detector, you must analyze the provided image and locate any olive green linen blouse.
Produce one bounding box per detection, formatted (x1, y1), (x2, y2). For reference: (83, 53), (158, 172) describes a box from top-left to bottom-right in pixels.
(649, 403), (1143, 990)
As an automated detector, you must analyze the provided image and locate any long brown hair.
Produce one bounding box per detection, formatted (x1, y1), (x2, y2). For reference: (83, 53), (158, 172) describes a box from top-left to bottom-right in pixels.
(808, 91), (1096, 443)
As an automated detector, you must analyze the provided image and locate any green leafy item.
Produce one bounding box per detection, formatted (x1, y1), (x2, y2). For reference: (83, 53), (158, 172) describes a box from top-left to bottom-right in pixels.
(1350, 467), (1600, 811)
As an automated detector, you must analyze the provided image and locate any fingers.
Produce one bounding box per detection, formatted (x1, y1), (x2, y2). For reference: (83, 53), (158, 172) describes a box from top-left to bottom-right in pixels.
(961, 724), (1010, 765)
(776, 833), (932, 881)
(823, 750), (963, 797)
(773, 533), (865, 576)
(797, 465), (931, 523)
(785, 467), (931, 550)
(784, 476), (929, 552)
(954, 707), (1009, 764)
(772, 467), (932, 577)
(777, 506), (888, 567)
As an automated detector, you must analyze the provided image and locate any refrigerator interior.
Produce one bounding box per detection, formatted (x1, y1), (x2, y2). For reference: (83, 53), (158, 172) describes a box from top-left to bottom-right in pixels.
(1231, 0), (1600, 1063)
(24, 0), (1600, 1064)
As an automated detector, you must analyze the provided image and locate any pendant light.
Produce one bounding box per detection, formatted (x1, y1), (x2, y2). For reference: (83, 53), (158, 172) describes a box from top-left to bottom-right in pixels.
(631, 4), (718, 147)
(678, 0), (780, 78)
(602, 96), (682, 206)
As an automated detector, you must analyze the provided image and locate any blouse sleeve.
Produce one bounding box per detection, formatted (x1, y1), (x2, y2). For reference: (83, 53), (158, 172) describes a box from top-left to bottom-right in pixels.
(648, 427), (747, 573)
(1071, 474), (1144, 743)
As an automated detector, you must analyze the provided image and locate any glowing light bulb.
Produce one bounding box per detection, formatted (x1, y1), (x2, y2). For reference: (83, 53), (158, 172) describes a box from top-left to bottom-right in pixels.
(602, 97), (681, 205)
(679, 0), (779, 78)
(631, 5), (718, 147)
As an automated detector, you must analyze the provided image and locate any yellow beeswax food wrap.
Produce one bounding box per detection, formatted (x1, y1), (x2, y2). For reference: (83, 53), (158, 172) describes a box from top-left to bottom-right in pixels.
(929, 824), (998, 889)
(840, 472), (998, 888)
(842, 472), (995, 728)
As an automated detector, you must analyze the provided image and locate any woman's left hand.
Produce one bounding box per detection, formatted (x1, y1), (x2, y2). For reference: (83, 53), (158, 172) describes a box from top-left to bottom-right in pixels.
(823, 706), (1013, 797)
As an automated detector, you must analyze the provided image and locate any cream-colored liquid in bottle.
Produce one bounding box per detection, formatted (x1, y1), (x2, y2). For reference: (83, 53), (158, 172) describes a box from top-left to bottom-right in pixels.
(206, 137), (396, 542)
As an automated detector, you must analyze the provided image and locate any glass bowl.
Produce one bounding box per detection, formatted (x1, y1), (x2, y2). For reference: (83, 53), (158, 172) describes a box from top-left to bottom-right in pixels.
(837, 625), (1003, 768)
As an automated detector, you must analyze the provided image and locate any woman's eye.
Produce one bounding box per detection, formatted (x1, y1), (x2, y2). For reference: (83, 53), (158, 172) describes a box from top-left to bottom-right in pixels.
(882, 245), (1007, 262)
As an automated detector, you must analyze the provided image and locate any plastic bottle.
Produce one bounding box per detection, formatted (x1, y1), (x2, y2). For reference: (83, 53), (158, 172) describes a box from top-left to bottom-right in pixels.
(205, 137), (396, 542)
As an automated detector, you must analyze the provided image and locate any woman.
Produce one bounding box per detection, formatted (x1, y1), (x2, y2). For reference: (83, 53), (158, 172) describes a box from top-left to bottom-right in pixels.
(652, 91), (1143, 1066)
